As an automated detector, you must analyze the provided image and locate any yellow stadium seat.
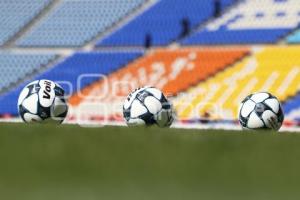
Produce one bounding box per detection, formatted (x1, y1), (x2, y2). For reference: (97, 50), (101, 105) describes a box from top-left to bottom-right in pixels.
(174, 46), (300, 121)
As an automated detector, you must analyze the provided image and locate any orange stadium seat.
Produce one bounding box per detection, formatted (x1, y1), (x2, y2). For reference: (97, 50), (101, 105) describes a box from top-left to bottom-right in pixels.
(174, 46), (300, 121)
(69, 47), (249, 107)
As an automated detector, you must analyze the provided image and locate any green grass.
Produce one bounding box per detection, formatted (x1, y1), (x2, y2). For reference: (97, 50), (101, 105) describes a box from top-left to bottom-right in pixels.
(0, 123), (300, 200)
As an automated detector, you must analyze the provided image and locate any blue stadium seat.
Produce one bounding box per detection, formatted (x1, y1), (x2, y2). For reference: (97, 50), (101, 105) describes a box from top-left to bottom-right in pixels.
(221, 0), (237, 10)
(0, 52), (56, 90)
(283, 93), (300, 122)
(283, 93), (300, 114)
(0, 0), (52, 46)
(182, 28), (290, 45)
(287, 30), (300, 43)
(17, 0), (145, 47)
(97, 0), (220, 46)
(182, 0), (300, 45)
(0, 51), (142, 115)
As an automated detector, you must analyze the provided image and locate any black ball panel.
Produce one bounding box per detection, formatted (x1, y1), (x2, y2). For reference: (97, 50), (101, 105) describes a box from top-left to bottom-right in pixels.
(54, 85), (65, 97)
(123, 106), (131, 121)
(254, 102), (268, 117)
(139, 112), (156, 125)
(19, 104), (28, 122)
(238, 114), (248, 128)
(37, 103), (51, 120)
(136, 98), (157, 125)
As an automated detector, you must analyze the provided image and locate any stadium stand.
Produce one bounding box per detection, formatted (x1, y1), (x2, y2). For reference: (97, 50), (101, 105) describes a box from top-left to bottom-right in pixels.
(287, 29), (300, 43)
(284, 93), (300, 115)
(96, 0), (237, 47)
(173, 46), (300, 120)
(0, 0), (52, 46)
(69, 47), (248, 105)
(221, 0), (237, 10)
(284, 93), (300, 123)
(1, 0), (300, 126)
(182, 0), (300, 45)
(17, 0), (146, 47)
(0, 52), (56, 91)
(0, 51), (142, 115)
(68, 47), (248, 120)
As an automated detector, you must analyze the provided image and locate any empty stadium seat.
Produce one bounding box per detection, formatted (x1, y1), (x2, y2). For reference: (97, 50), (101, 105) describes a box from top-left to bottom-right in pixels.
(2, 0), (300, 125)
(0, 51), (142, 115)
(0, 52), (56, 91)
(68, 47), (248, 120)
(182, 0), (300, 45)
(17, 0), (145, 47)
(174, 46), (300, 120)
(97, 0), (234, 46)
(287, 29), (300, 43)
(0, 0), (52, 46)
(221, 0), (237, 10)
(284, 93), (300, 122)
(284, 93), (300, 114)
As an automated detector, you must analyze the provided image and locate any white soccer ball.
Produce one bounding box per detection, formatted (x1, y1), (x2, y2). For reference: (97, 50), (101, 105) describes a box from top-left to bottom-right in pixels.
(238, 92), (284, 130)
(123, 86), (174, 127)
(18, 79), (68, 124)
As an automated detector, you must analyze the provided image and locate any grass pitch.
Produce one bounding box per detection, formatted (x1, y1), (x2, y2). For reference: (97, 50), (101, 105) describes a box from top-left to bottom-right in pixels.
(0, 123), (300, 200)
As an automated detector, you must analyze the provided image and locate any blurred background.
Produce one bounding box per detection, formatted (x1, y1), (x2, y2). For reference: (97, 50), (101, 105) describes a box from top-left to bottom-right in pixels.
(0, 0), (300, 128)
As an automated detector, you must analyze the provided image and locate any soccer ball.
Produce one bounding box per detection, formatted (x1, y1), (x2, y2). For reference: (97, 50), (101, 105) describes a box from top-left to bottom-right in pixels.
(18, 79), (68, 124)
(123, 86), (174, 127)
(238, 92), (284, 130)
